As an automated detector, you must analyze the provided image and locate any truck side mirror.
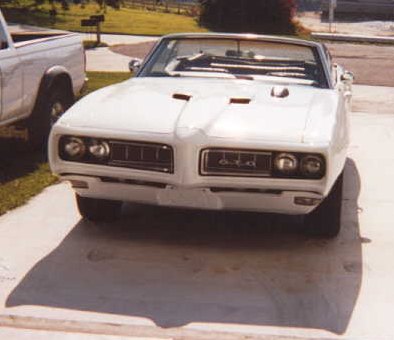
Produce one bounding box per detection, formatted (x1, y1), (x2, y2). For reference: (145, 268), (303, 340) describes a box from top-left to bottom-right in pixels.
(340, 71), (354, 83)
(129, 58), (142, 74)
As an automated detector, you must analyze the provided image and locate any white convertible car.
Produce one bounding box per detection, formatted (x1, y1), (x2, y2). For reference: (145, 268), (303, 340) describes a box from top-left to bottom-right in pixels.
(49, 33), (353, 237)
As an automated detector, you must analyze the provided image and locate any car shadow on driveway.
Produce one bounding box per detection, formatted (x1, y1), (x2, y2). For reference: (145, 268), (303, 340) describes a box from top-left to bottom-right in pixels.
(6, 159), (362, 335)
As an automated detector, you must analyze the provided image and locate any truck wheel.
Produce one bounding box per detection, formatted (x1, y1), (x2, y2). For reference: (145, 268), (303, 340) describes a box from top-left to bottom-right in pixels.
(304, 172), (344, 238)
(76, 194), (122, 222)
(29, 87), (73, 149)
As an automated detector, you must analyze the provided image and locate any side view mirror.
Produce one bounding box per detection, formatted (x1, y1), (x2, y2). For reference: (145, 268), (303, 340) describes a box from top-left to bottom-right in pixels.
(340, 71), (354, 83)
(129, 58), (142, 73)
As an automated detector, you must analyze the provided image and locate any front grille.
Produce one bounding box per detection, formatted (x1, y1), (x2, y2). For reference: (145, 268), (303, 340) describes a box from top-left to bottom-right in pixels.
(109, 141), (174, 173)
(201, 148), (272, 177)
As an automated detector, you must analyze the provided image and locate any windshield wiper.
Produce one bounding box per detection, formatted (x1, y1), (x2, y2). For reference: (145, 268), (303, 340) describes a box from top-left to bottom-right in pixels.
(266, 71), (307, 79)
(211, 62), (306, 73)
(259, 73), (318, 87)
(176, 52), (211, 62)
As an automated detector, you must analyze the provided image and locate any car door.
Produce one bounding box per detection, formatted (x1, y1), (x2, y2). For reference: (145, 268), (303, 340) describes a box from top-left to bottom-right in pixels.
(0, 23), (23, 124)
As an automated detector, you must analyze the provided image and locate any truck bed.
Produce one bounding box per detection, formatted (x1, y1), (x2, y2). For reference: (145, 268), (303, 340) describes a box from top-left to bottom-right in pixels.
(11, 31), (67, 44)
(7, 23), (73, 47)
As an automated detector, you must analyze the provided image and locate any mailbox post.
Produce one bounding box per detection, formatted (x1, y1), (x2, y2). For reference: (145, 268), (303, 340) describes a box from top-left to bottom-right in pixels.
(81, 15), (105, 45)
(90, 15), (105, 45)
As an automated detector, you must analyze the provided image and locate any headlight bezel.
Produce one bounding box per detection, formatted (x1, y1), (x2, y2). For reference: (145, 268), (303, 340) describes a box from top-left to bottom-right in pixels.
(58, 135), (174, 174)
(273, 152), (299, 175)
(272, 151), (326, 179)
(59, 136), (87, 162)
(272, 151), (326, 180)
(88, 139), (111, 161)
(59, 136), (109, 164)
(300, 154), (326, 179)
(200, 148), (326, 180)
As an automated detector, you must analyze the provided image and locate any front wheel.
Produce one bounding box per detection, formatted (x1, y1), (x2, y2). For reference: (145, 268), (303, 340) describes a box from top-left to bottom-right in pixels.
(76, 194), (122, 222)
(304, 172), (344, 238)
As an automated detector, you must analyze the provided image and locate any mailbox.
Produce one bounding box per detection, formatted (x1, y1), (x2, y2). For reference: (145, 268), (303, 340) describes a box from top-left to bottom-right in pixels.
(81, 15), (105, 44)
(81, 19), (97, 27)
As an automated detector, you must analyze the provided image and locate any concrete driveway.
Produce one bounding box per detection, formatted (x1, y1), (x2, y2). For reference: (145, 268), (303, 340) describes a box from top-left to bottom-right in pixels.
(0, 87), (394, 339)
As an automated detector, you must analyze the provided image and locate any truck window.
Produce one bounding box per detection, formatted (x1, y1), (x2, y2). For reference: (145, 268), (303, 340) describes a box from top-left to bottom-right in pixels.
(0, 24), (8, 49)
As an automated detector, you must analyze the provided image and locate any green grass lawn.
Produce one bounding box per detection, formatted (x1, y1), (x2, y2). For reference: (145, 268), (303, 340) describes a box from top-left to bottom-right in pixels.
(2, 3), (206, 35)
(0, 71), (130, 216)
(82, 71), (131, 95)
(0, 159), (57, 216)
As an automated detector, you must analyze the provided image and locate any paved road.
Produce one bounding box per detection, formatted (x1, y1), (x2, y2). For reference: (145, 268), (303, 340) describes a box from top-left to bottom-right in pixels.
(0, 88), (394, 339)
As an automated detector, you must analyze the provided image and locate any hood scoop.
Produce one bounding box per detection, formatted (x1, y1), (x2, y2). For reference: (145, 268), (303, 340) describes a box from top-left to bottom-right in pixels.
(271, 86), (289, 99)
(173, 93), (192, 101)
(230, 98), (251, 104)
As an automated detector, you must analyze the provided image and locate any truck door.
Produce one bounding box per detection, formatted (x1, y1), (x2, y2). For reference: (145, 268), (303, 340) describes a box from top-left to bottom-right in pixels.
(0, 22), (23, 123)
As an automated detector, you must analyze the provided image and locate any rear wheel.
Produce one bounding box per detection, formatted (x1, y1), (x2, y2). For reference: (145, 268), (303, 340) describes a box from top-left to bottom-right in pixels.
(304, 172), (344, 238)
(76, 194), (122, 222)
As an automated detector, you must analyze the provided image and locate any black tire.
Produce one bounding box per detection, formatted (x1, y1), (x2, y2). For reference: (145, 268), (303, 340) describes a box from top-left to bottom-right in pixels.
(304, 172), (344, 238)
(28, 86), (73, 150)
(76, 194), (122, 222)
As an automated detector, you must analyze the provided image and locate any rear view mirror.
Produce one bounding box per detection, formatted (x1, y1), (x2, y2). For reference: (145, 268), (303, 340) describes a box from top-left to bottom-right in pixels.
(129, 58), (142, 74)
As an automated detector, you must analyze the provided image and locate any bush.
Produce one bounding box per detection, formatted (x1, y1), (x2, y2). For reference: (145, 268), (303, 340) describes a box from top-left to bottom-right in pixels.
(199, 0), (296, 35)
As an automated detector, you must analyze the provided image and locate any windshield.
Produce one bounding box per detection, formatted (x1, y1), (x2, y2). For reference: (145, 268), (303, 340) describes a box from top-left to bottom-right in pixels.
(139, 38), (327, 87)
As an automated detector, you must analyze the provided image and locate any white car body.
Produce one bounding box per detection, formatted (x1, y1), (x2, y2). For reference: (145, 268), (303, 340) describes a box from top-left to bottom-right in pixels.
(49, 33), (352, 217)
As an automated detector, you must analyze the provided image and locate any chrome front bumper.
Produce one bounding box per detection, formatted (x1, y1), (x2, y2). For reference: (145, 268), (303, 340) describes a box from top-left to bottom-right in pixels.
(63, 174), (324, 215)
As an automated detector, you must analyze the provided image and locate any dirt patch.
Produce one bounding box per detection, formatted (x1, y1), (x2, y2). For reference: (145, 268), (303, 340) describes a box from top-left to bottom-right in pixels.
(110, 41), (156, 59)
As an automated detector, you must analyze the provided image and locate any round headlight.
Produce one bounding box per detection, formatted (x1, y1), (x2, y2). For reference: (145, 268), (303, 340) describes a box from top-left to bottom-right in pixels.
(274, 153), (298, 174)
(301, 155), (324, 177)
(63, 137), (86, 160)
(88, 139), (110, 160)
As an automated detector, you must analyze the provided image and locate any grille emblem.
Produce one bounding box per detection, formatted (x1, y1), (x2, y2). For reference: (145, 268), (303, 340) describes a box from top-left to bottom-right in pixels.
(201, 149), (272, 177)
(218, 158), (257, 168)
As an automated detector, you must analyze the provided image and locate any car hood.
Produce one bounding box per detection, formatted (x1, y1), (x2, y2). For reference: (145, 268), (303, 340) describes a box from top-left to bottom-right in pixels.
(59, 77), (338, 144)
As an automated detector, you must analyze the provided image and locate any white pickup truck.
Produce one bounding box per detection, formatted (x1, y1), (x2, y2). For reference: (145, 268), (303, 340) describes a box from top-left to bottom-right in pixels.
(0, 10), (86, 146)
